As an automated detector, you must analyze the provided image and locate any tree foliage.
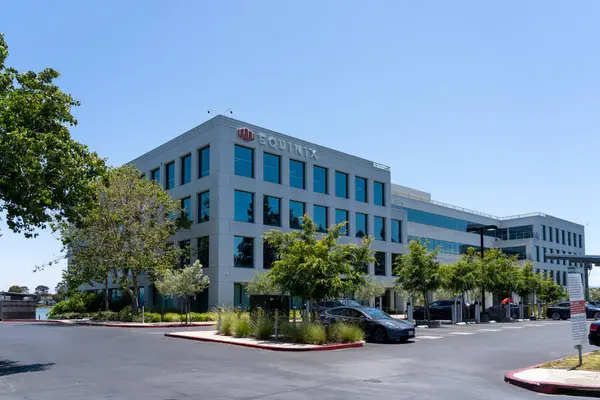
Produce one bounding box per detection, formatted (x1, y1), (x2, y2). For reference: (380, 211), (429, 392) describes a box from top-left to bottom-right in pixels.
(515, 261), (541, 300)
(264, 216), (375, 304)
(354, 275), (385, 304)
(34, 285), (49, 295)
(19, 286), (29, 294)
(0, 33), (106, 238)
(59, 165), (182, 312)
(441, 247), (479, 296)
(393, 239), (441, 320)
(246, 273), (280, 296)
(590, 287), (600, 302)
(477, 248), (519, 299)
(538, 276), (567, 304)
(8, 285), (21, 293)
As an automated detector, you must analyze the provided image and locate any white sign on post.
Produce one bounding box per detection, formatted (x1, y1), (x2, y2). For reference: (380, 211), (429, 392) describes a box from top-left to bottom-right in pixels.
(568, 272), (587, 344)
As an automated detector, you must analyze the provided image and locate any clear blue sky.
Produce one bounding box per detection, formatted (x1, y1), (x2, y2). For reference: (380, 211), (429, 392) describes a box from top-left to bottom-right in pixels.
(2, 1), (600, 291)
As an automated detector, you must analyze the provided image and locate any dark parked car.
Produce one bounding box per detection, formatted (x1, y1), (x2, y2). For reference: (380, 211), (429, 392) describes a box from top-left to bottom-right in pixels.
(589, 321), (600, 346)
(485, 304), (521, 321)
(315, 299), (361, 315)
(325, 306), (415, 343)
(412, 299), (473, 320)
(546, 302), (600, 320)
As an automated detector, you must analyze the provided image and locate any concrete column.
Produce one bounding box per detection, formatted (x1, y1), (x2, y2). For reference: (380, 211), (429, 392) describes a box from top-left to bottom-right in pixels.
(388, 289), (396, 311)
(385, 252), (392, 276)
(348, 172), (356, 201)
(281, 198), (290, 229)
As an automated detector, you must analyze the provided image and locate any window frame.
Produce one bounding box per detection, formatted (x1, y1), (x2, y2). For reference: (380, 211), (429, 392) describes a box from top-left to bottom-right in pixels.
(289, 200), (305, 229)
(263, 152), (281, 184)
(263, 195), (281, 227)
(180, 154), (192, 185)
(198, 190), (210, 223)
(335, 171), (349, 199)
(165, 161), (175, 190)
(374, 216), (385, 241)
(233, 236), (254, 268)
(289, 159), (306, 189)
(355, 176), (367, 203)
(234, 190), (254, 223)
(198, 145), (210, 178)
(355, 212), (368, 238)
(234, 144), (255, 179)
(313, 165), (328, 194)
(335, 209), (349, 236)
(313, 204), (328, 233)
(373, 181), (385, 206)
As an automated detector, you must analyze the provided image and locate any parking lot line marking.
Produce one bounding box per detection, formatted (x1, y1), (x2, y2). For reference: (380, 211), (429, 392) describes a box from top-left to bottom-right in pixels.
(416, 335), (443, 340)
(448, 332), (475, 335)
(523, 324), (543, 327)
(478, 328), (501, 332)
(502, 326), (524, 329)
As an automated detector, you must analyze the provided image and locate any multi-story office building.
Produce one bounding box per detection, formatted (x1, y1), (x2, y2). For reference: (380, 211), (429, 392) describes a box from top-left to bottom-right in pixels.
(93, 115), (586, 312)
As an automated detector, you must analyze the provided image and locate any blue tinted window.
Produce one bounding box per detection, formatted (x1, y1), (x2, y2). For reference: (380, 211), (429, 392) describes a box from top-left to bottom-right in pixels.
(568, 232), (572, 246)
(199, 146), (210, 178)
(314, 205), (327, 233)
(374, 216), (385, 241)
(263, 195), (281, 226)
(197, 236), (209, 268)
(234, 236), (253, 268)
(579, 234), (583, 248)
(165, 162), (175, 189)
(263, 153), (280, 184)
(289, 160), (305, 189)
(335, 209), (349, 236)
(263, 241), (278, 269)
(356, 213), (367, 238)
(335, 171), (348, 198)
(355, 177), (367, 202)
(508, 225), (533, 240)
(234, 145), (254, 178)
(549, 227), (553, 242)
(151, 168), (160, 183)
(198, 191), (210, 223)
(374, 181), (384, 206)
(500, 246), (527, 260)
(181, 154), (191, 185)
(392, 206), (470, 232)
(391, 219), (401, 243)
(555, 228), (559, 243)
(542, 225), (546, 240)
(409, 236), (482, 255)
(289, 200), (305, 229)
(234, 190), (254, 223)
(179, 239), (191, 266)
(313, 166), (328, 194)
(375, 252), (386, 276)
(180, 197), (192, 222)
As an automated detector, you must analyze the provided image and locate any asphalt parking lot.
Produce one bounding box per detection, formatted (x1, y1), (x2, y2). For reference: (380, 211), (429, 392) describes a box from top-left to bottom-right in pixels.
(0, 320), (595, 400)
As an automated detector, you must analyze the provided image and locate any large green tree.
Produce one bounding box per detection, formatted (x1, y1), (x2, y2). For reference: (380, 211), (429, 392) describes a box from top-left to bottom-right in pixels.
(246, 273), (281, 296)
(590, 288), (600, 302)
(8, 285), (22, 293)
(60, 165), (182, 312)
(515, 261), (541, 303)
(393, 239), (441, 320)
(0, 34), (106, 238)
(538, 276), (567, 304)
(263, 216), (374, 306)
(477, 248), (519, 308)
(441, 247), (480, 297)
(354, 275), (386, 305)
(34, 285), (49, 296)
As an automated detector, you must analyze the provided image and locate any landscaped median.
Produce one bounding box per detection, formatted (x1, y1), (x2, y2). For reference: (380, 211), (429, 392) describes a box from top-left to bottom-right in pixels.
(165, 311), (365, 351)
(505, 351), (600, 395)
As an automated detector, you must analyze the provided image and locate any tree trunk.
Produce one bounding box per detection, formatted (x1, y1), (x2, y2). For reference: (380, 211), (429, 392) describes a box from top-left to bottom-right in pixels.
(104, 275), (109, 311)
(423, 291), (430, 321)
(126, 273), (140, 313)
(186, 297), (189, 324)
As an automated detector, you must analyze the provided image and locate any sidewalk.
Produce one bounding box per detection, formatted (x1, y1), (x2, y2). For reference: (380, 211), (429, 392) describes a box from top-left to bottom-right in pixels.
(505, 365), (600, 395)
(3, 319), (215, 328)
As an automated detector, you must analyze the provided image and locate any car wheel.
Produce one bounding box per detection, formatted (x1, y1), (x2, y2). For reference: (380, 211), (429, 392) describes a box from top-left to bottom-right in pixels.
(594, 312), (600, 321)
(552, 312), (561, 321)
(373, 327), (387, 344)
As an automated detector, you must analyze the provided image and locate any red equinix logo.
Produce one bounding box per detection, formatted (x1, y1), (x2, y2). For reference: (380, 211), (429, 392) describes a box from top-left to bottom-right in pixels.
(237, 127), (255, 141)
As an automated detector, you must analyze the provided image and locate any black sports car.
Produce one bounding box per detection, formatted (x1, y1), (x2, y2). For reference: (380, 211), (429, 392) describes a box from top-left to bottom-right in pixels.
(546, 302), (600, 320)
(589, 321), (600, 346)
(325, 306), (415, 343)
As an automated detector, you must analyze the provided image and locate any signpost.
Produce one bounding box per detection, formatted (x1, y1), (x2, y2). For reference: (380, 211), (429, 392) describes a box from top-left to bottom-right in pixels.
(568, 267), (587, 366)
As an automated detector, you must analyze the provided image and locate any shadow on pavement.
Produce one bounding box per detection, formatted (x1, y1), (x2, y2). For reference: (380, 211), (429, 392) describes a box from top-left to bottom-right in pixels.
(0, 359), (55, 376)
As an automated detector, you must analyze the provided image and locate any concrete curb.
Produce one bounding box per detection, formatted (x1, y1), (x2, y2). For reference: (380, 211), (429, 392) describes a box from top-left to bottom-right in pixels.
(164, 332), (365, 352)
(2, 319), (216, 328)
(504, 359), (600, 395)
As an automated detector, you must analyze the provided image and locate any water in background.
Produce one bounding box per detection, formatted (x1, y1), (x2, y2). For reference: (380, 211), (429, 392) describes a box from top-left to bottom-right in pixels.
(36, 308), (50, 320)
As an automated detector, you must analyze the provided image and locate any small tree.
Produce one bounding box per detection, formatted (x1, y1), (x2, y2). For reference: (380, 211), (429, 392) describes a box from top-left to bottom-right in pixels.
(155, 260), (210, 324)
(246, 273), (280, 296)
(8, 285), (22, 293)
(264, 216), (375, 308)
(515, 261), (541, 304)
(19, 286), (29, 294)
(35, 285), (50, 296)
(441, 247), (480, 297)
(354, 275), (385, 305)
(393, 239), (441, 320)
(590, 288), (600, 302)
(538, 276), (567, 305)
(477, 248), (519, 307)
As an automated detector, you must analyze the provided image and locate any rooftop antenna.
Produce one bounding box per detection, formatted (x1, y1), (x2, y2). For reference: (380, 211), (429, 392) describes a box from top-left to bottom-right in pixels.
(207, 108), (235, 117)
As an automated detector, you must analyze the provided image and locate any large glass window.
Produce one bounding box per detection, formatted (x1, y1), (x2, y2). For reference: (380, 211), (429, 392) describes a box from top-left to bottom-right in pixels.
(199, 146), (210, 178)
(263, 196), (281, 226)
(151, 168), (160, 183)
(374, 181), (385, 206)
(289, 160), (305, 189)
(561, 230), (565, 245)
(542, 225), (546, 241)
(549, 227), (553, 242)
(181, 154), (191, 185)
(180, 197), (192, 222)
(555, 228), (559, 243)
(313, 166), (328, 194)
(335, 171), (348, 198)
(234, 236), (253, 268)
(263, 153), (281, 184)
(500, 246), (527, 260)
(197, 236), (209, 268)
(375, 252), (386, 276)
(263, 241), (279, 269)
(573, 234), (577, 247)
(234, 190), (254, 223)
(393, 206), (471, 232)
(579, 234), (583, 248)
(508, 225), (533, 240)
(568, 232), (572, 246)
(549, 248), (554, 264)
(391, 219), (402, 243)
(536, 245), (540, 262)
(198, 191), (210, 223)
(314, 205), (327, 233)
(374, 216), (385, 241)
(289, 200), (305, 229)
(165, 162), (175, 190)
(179, 239), (191, 266)
(335, 209), (349, 236)
(234, 283), (249, 308)
(543, 247), (547, 263)
(356, 213), (367, 238)
(355, 177), (367, 202)
(234, 145), (254, 178)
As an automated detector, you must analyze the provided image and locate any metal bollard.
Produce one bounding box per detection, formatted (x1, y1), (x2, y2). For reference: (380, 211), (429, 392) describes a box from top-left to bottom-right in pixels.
(407, 296), (413, 324)
(519, 302), (524, 320)
(217, 307), (222, 333)
(142, 306), (145, 324)
(475, 300), (481, 324)
(274, 309), (279, 341)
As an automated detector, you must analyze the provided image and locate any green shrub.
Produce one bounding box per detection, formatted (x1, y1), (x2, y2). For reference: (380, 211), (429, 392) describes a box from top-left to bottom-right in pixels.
(220, 312), (236, 336)
(281, 321), (303, 343)
(47, 292), (97, 318)
(327, 323), (364, 343)
(252, 317), (274, 340)
(50, 312), (90, 320)
(189, 312), (213, 322)
(205, 312), (218, 321)
(163, 313), (181, 323)
(234, 317), (252, 338)
(92, 311), (119, 321)
(302, 322), (327, 345)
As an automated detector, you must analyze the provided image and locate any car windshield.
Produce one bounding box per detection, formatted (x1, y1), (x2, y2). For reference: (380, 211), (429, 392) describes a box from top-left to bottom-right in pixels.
(361, 308), (391, 320)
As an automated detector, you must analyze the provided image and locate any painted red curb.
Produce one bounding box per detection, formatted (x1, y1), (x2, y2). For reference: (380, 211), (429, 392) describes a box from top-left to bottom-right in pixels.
(504, 358), (600, 395)
(165, 333), (364, 352)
